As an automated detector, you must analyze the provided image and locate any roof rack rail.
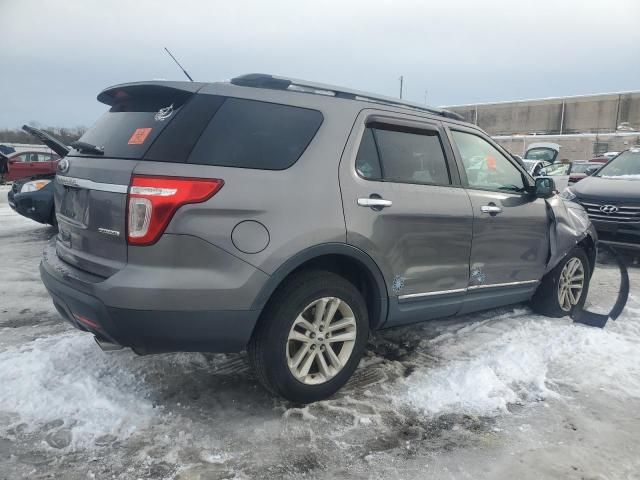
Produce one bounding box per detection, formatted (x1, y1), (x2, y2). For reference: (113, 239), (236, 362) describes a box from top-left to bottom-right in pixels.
(230, 73), (465, 121)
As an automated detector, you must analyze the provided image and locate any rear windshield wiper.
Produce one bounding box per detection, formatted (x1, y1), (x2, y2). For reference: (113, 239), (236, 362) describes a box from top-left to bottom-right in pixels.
(71, 141), (104, 155)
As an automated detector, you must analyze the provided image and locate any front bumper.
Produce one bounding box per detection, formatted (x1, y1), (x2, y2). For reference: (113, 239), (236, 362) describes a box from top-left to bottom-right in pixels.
(591, 219), (640, 250)
(40, 238), (265, 353)
(8, 185), (54, 224)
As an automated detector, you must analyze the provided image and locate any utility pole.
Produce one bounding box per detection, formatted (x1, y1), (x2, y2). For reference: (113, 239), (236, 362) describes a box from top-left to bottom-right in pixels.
(424, 89), (428, 105)
(399, 76), (404, 99)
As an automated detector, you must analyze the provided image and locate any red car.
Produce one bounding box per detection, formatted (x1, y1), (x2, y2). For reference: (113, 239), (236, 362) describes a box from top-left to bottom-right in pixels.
(1, 150), (60, 182)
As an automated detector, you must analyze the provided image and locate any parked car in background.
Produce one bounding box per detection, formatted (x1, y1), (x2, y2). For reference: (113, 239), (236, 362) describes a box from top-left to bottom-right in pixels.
(538, 161), (571, 191)
(8, 174), (57, 227)
(0, 152), (8, 182)
(523, 159), (551, 176)
(537, 160), (602, 189)
(524, 142), (560, 163)
(0, 144), (16, 155)
(2, 150), (60, 182)
(568, 161), (602, 183)
(6, 126), (70, 228)
(562, 148), (640, 249)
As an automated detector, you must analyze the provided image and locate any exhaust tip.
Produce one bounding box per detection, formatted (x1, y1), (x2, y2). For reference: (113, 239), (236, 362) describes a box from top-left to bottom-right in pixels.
(94, 336), (123, 352)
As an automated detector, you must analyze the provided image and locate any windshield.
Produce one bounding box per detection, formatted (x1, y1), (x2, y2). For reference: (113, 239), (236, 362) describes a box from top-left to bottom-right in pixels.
(542, 163), (570, 176)
(570, 163), (594, 174)
(525, 147), (557, 162)
(595, 150), (640, 178)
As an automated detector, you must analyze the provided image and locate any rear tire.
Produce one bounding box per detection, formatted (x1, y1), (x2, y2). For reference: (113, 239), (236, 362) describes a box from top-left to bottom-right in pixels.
(530, 246), (590, 318)
(248, 270), (369, 403)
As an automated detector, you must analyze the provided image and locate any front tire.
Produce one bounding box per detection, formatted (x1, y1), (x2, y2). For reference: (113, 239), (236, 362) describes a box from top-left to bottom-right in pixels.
(530, 246), (590, 317)
(248, 270), (369, 403)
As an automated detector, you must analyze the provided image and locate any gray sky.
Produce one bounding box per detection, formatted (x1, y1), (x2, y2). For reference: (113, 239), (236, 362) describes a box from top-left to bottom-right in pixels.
(1, 0), (639, 129)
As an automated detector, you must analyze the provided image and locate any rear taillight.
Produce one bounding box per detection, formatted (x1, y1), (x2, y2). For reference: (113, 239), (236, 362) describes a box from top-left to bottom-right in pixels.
(127, 175), (224, 246)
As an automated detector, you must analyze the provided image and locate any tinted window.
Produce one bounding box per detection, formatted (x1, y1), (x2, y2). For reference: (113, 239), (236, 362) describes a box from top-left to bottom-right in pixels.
(595, 149), (640, 177)
(355, 128), (382, 180)
(452, 130), (525, 192)
(188, 98), (323, 170)
(72, 90), (193, 159)
(354, 125), (450, 185)
(525, 147), (557, 162)
(570, 163), (592, 174)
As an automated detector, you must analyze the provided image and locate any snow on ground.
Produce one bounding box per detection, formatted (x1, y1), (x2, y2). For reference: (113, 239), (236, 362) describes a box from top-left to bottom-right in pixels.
(1, 185), (639, 479)
(399, 306), (640, 416)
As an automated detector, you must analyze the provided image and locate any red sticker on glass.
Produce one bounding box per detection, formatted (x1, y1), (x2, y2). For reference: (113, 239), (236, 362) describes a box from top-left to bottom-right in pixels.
(128, 128), (152, 145)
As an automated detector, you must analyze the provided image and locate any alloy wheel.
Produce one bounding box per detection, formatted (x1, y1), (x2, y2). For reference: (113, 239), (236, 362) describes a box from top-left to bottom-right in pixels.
(557, 257), (585, 312)
(286, 297), (357, 385)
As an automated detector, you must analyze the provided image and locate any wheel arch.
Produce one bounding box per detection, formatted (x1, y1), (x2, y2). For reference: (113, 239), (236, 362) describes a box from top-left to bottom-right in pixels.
(578, 233), (597, 277)
(251, 243), (389, 330)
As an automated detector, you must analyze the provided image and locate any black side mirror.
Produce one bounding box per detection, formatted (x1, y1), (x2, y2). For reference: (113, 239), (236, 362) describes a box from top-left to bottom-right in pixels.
(534, 177), (556, 198)
(585, 166), (599, 176)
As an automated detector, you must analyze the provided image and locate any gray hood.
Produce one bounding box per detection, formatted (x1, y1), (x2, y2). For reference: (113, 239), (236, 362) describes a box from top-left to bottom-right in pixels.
(572, 175), (640, 201)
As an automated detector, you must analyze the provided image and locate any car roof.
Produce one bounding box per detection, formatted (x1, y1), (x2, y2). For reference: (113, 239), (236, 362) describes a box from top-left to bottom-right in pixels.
(99, 75), (480, 130)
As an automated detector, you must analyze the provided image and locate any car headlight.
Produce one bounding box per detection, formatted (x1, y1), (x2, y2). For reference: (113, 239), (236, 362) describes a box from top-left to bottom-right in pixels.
(559, 187), (576, 201)
(20, 179), (51, 193)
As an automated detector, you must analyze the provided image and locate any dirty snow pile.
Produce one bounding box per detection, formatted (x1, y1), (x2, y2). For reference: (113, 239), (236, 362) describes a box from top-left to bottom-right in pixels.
(398, 299), (640, 416)
(0, 333), (157, 447)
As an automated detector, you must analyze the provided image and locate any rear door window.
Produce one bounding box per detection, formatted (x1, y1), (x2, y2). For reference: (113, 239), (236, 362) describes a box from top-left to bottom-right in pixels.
(355, 124), (451, 186)
(355, 128), (382, 180)
(188, 98), (323, 170)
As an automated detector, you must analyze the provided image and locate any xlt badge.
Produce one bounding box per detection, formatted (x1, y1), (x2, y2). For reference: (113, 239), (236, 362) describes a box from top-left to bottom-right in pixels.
(98, 228), (121, 237)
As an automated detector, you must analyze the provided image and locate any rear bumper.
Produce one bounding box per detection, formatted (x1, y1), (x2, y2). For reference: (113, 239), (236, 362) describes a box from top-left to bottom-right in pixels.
(40, 237), (265, 353)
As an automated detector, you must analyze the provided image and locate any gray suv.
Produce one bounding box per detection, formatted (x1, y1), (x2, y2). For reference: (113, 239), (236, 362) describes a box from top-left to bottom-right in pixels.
(40, 74), (597, 403)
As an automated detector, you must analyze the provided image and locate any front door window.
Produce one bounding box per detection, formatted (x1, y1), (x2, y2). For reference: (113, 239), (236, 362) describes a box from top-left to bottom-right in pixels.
(451, 130), (525, 193)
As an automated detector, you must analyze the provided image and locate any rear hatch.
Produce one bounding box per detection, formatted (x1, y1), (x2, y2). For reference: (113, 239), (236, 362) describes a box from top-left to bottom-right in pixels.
(55, 81), (206, 277)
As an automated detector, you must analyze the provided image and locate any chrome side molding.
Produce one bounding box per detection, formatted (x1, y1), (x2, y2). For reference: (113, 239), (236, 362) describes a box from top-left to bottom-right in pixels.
(398, 279), (539, 302)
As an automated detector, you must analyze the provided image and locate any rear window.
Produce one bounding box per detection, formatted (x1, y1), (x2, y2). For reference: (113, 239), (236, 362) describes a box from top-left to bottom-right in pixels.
(524, 147), (557, 162)
(75, 90), (323, 169)
(355, 124), (451, 186)
(187, 98), (323, 170)
(72, 89), (193, 159)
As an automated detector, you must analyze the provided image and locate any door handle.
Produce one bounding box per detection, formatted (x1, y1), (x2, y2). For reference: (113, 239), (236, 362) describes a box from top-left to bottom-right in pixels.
(481, 205), (502, 214)
(358, 198), (392, 208)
